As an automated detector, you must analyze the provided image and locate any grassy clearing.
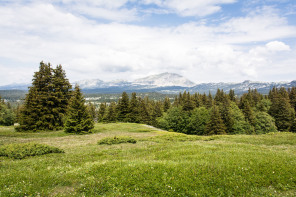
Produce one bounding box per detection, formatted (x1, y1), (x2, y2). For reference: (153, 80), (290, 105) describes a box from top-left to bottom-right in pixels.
(0, 123), (296, 196)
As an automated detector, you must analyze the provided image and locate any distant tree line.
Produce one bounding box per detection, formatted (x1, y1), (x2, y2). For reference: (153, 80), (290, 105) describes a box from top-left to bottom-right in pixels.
(96, 87), (296, 135)
(1, 62), (296, 135)
(0, 96), (15, 126)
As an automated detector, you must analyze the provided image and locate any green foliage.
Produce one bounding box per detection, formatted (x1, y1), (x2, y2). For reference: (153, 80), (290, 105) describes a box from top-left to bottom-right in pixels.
(157, 107), (189, 133)
(117, 92), (130, 121)
(128, 92), (140, 123)
(254, 112), (277, 134)
(256, 99), (272, 112)
(0, 102), (15, 126)
(64, 85), (94, 134)
(269, 93), (294, 131)
(229, 102), (254, 134)
(205, 105), (227, 135)
(104, 102), (117, 122)
(98, 136), (137, 145)
(17, 62), (71, 131)
(98, 102), (106, 122)
(0, 142), (64, 159)
(187, 107), (210, 135)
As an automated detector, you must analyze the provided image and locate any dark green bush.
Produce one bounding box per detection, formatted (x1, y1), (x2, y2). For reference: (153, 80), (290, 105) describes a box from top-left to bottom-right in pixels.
(0, 143), (64, 159)
(98, 136), (137, 145)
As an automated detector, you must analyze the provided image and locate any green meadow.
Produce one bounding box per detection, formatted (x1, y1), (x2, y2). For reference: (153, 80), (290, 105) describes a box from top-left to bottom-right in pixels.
(1, 123), (296, 196)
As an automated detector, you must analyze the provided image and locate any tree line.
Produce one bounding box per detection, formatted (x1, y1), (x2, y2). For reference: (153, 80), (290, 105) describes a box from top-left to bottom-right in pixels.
(1, 62), (296, 135)
(96, 87), (296, 135)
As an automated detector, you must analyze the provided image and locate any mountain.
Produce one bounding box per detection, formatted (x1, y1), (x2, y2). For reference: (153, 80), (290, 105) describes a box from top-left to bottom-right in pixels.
(133, 72), (195, 87)
(1, 73), (296, 95)
(0, 83), (30, 91)
(188, 80), (296, 95)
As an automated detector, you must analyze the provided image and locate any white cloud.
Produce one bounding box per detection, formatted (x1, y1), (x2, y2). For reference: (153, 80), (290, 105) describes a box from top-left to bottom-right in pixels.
(0, 2), (295, 85)
(266, 41), (290, 51)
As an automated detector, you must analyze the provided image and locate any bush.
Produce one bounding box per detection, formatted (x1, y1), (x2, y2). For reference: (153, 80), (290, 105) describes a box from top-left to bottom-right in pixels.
(0, 143), (64, 159)
(98, 136), (137, 145)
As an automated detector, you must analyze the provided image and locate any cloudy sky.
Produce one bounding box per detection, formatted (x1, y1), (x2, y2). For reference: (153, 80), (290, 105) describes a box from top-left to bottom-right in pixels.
(0, 0), (296, 86)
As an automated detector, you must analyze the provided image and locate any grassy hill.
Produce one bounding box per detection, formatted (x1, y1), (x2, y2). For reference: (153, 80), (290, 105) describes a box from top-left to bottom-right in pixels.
(1, 123), (296, 196)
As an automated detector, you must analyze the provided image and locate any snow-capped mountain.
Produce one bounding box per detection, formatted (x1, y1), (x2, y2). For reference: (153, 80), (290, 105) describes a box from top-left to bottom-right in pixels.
(133, 72), (196, 87)
(74, 79), (106, 89)
(1, 72), (296, 95)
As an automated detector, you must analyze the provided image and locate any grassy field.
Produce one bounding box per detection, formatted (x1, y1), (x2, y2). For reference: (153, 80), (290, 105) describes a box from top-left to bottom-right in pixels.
(1, 123), (296, 196)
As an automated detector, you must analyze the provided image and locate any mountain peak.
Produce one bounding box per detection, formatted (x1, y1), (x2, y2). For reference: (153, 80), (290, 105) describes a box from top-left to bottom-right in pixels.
(133, 72), (196, 87)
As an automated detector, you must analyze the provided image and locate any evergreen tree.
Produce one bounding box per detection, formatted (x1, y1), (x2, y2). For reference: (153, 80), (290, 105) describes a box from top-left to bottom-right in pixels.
(64, 85), (94, 134)
(205, 105), (226, 135)
(241, 99), (255, 125)
(17, 62), (71, 131)
(182, 92), (194, 111)
(163, 97), (171, 112)
(138, 98), (150, 124)
(269, 93), (294, 131)
(128, 92), (140, 123)
(87, 103), (97, 122)
(219, 98), (234, 133)
(151, 101), (163, 126)
(117, 92), (130, 122)
(207, 92), (213, 108)
(229, 89), (236, 102)
(98, 102), (107, 122)
(290, 118), (296, 133)
(289, 87), (296, 112)
(51, 65), (72, 129)
(105, 102), (117, 122)
(187, 107), (210, 135)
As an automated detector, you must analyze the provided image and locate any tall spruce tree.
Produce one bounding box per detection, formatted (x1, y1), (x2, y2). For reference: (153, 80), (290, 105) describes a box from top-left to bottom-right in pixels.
(98, 103), (107, 122)
(269, 91), (294, 131)
(17, 62), (71, 131)
(205, 105), (226, 135)
(64, 85), (94, 134)
(128, 92), (140, 123)
(117, 92), (130, 122)
(163, 97), (171, 112)
(52, 65), (72, 129)
(105, 102), (117, 122)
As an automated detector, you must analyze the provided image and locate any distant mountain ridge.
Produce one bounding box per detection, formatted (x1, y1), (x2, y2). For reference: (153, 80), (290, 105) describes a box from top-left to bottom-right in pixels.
(1, 72), (296, 95)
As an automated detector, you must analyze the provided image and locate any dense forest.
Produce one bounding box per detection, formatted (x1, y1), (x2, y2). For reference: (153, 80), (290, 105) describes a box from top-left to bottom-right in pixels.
(1, 62), (296, 135)
(96, 87), (296, 135)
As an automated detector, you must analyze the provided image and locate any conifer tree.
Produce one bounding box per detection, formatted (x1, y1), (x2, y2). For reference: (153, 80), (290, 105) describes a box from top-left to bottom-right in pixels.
(138, 98), (150, 124)
(87, 103), (97, 122)
(207, 92), (213, 108)
(182, 92), (194, 111)
(117, 92), (130, 122)
(269, 92), (294, 131)
(229, 89), (236, 102)
(105, 102), (117, 122)
(241, 99), (255, 125)
(17, 62), (71, 131)
(289, 87), (296, 112)
(128, 92), (140, 123)
(64, 85), (94, 134)
(51, 65), (72, 129)
(163, 97), (171, 112)
(205, 105), (226, 135)
(98, 102), (107, 122)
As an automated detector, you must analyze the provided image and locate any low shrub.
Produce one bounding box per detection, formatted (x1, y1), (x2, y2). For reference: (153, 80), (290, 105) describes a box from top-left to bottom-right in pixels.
(98, 136), (137, 145)
(0, 142), (64, 159)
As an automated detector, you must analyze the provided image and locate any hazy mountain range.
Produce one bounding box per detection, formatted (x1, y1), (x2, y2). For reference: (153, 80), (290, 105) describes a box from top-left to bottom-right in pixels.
(1, 72), (296, 95)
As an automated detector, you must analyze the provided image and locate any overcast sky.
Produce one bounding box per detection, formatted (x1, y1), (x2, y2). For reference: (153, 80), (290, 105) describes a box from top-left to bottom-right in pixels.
(0, 0), (296, 85)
